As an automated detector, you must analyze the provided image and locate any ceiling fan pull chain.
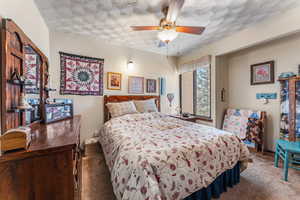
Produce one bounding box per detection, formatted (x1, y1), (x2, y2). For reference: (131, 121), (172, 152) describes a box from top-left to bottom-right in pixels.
(167, 43), (169, 58)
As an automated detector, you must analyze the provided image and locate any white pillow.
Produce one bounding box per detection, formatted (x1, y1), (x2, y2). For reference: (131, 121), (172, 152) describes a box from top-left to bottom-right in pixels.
(106, 101), (138, 118)
(134, 99), (158, 113)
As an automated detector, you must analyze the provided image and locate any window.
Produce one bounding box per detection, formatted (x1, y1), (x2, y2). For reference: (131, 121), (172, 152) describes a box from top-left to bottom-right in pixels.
(193, 65), (211, 118)
(179, 62), (211, 120)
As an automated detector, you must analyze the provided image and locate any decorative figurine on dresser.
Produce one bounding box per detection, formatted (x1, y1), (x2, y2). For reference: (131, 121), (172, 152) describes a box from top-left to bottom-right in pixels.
(0, 18), (81, 199)
(275, 73), (300, 181)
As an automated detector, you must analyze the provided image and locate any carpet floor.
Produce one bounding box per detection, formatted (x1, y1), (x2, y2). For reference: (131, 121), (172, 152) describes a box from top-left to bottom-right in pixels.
(81, 144), (300, 200)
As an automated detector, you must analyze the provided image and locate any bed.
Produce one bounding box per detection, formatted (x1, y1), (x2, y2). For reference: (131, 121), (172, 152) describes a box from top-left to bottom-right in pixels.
(99, 95), (250, 200)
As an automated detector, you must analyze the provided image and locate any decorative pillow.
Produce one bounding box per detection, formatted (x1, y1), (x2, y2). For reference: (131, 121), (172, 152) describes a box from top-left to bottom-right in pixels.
(106, 101), (138, 118)
(134, 99), (158, 113)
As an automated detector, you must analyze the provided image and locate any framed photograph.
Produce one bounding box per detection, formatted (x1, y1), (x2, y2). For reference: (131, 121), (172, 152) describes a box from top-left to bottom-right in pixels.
(107, 72), (122, 90)
(146, 79), (157, 93)
(251, 61), (274, 85)
(128, 76), (144, 94)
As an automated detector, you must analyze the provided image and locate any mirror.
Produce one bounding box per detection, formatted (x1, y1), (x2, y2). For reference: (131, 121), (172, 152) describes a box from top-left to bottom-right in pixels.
(23, 45), (42, 124)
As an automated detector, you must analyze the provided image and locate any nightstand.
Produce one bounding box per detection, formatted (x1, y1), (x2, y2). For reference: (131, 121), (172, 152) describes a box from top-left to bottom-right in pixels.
(84, 137), (100, 157)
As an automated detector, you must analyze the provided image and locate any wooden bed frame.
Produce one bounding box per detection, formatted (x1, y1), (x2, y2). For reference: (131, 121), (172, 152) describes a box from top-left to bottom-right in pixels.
(103, 95), (160, 122)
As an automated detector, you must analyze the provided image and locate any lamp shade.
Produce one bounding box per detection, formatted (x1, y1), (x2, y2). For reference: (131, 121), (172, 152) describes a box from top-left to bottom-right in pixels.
(128, 61), (134, 70)
(157, 29), (178, 43)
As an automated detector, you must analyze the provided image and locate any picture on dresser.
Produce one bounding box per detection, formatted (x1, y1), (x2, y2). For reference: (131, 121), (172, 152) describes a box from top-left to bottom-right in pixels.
(146, 79), (157, 93)
(251, 61), (274, 85)
(128, 76), (144, 94)
(60, 52), (104, 96)
(107, 72), (122, 90)
(44, 101), (73, 124)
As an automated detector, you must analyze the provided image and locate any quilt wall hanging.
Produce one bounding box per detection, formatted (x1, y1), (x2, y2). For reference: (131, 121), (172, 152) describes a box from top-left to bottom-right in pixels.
(60, 52), (104, 96)
(24, 46), (40, 94)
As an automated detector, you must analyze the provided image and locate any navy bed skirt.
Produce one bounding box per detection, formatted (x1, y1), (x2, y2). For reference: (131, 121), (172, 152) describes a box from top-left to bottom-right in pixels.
(184, 162), (240, 200)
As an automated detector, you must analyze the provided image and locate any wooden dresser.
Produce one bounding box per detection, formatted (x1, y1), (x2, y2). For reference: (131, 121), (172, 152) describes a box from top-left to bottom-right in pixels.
(0, 115), (81, 200)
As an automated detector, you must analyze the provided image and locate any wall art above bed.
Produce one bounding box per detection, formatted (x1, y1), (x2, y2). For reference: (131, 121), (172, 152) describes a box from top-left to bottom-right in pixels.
(107, 72), (122, 90)
(60, 52), (104, 96)
(128, 76), (144, 94)
(146, 79), (157, 93)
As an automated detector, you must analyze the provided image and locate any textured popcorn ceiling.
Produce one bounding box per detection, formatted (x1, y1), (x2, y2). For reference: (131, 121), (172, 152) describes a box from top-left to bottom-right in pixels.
(35, 0), (300, 56)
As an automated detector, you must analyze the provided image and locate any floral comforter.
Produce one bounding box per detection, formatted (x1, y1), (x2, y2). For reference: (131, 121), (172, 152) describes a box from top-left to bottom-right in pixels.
(99, 112), (250, 200)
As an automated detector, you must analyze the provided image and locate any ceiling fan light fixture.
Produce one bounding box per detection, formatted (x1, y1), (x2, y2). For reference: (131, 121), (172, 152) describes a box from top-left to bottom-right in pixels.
(157, 28), (178, 43)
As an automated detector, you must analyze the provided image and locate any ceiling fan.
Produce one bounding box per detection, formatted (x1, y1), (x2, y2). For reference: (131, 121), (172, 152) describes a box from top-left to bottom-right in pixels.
(131, 0), (205, 45)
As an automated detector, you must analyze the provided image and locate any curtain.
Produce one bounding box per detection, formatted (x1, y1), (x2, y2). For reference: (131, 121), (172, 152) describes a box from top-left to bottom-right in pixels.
(179, 55), (211, 73)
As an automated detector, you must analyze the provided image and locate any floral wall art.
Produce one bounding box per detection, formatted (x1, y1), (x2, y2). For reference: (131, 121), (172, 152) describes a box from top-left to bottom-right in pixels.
(60, 52), (104, 96)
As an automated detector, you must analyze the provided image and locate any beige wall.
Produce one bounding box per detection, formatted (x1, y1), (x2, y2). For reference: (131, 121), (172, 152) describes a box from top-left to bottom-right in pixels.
(49, 31), (179, 142)
(181, 71), (193, 113)
(215, 56), (228, 129)
(227, 33), (300, 150)
(178, 6), (300, 151)
(0, 0), (50, 56)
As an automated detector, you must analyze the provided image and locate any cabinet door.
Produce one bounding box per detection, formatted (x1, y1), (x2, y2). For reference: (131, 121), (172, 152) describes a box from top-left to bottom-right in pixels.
(0, 158), (34, 200)
(280, 80), (289, 139)
(288, 78), (300, 141)
(294, 80), (300, 140)
(0, 151), (74, 200)
(32, 151), (74, 200)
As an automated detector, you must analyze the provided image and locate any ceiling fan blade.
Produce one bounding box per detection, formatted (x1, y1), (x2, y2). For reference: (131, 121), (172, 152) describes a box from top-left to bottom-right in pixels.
(166, 0), (185, 23)
(176, 26), (205, 35)
(131, 26), (161, 31)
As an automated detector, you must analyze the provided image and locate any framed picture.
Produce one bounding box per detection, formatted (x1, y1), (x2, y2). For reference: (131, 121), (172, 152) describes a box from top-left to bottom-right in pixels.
(146, 79), (157, 93)
(128, 76), (144, 94)
(251, 61), (275, 85)
(107, 72), (122, 90)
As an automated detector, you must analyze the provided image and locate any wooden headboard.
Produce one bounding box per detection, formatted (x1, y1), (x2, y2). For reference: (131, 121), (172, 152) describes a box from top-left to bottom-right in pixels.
(103, 95), (160, 122)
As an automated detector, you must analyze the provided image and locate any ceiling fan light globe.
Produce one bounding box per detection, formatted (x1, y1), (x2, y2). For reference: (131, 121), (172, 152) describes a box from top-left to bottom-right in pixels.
(157, 29), (178, 43)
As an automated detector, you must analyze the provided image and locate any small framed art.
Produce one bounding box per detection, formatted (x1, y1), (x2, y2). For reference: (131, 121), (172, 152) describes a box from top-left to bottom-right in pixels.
(128, 76), (144, 94)
(251, 61), (274, 85)
(146, 79), (157, 93)
(107, 72), (122, 90)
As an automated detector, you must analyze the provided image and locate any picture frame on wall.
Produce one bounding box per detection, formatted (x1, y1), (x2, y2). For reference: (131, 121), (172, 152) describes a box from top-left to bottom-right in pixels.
(107, 72), (122, 90)
(60, 52), (104, 96)
(251, 61), (275, 85)
(128, 76), (144, 94)
(146, 79), (157, 93)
